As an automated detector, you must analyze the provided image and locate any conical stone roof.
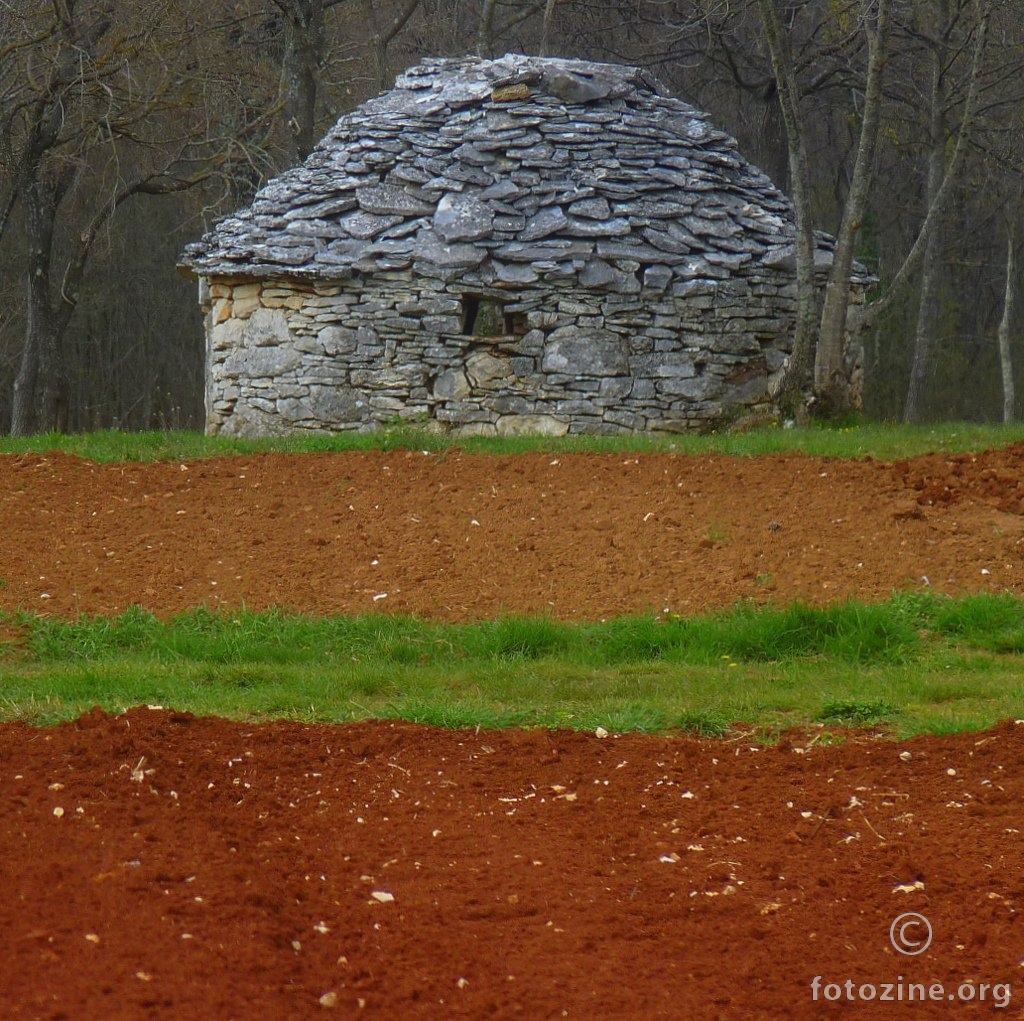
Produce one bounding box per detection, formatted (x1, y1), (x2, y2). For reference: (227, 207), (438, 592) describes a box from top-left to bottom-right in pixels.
(180, 53), (852, 291)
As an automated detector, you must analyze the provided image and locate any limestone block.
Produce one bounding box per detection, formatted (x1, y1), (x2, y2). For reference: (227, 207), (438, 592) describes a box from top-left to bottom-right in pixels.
(421, 315), (462, 333)
(557, 299), (600, 316)
(657, 374), (718, 399)
(298, 365), (346, 383)
(219, 401), (292, 438)
(465, 350), (511, 388)
(369, 396), (409, 413)
(706, 331), (761, 356)
(291, 333), (323, 355)
(279, 385), (366, 425)
(519, 207), (570, 242)
(495, 414), (569, 437)
(223, 343), (302, 379)
(433, 368), (471, 400)
(435, 403), (495, 423)
(231, 295), (260, 319)
(542, 325), (628, 376)
(433, 193), (494, 243)
(527, 311), (568, 330)
(555, 398), (603, 416)
(229, 283), (262, 318)
(599, 377), (633, 398)
(452, 421), (498, 437)
(488, 394), (536, 415)
(244, 307), (291, 348)
(603, 409), (646, 430)
(351, 365), (428, 389)
(276, 383), (310, 400)
(494, 262), (539, 284)
(514, 329), (546, 354)
(351, 326), (381, 354)
(319, 329), (360, 358)
(641, 265), (674, 293)
(210, 318), (244, 353)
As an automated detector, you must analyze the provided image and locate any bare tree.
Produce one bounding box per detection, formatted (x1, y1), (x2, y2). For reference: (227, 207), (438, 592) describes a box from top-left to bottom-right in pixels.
(1, 1), (272, 434)
(269, 0), (372, 162)
(754, 0), (892, 416)
(813, 0), (890, 411)
(363, 0), (425, 92)
(475, 0), (549, 56)
(899, 1), (992, 422)
(998, 226), (1017, 422)
(540, 0), (558, 55)
(755, 0), (822, 418)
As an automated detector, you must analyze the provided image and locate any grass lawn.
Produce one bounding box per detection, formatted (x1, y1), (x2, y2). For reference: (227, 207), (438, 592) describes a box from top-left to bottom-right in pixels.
(3, 593), (1023, 739)
(2, 420), (1024, 463)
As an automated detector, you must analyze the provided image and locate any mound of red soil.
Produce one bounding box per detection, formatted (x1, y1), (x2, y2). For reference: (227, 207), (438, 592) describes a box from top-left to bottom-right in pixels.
(2, 709), (1021, 1019)
(2, 446), (1024, 621)
(3, 446), (1024, 1019)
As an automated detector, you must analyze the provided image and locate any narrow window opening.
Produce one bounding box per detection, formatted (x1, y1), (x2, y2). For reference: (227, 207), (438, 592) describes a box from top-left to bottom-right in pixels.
(461, 295), (482, 335)
(461, 295), (526, 338)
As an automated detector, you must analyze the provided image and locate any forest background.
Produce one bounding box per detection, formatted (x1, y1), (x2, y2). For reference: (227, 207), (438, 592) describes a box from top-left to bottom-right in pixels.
(1, 0), (1021, 435)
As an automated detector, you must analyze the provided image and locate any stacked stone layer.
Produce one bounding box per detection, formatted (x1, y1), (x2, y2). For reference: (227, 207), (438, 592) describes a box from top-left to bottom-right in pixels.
(181, 54), (871, 436)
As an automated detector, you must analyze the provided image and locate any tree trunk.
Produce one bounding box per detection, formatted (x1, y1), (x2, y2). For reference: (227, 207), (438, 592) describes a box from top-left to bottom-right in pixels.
(813, 0), (891, 413)
(477, 0), (498, 56)
(998, 228), (1017, 423)
(11, 175), (67, 436)
(756, 0), (818, 420)
(540, 0), (558, 56)
(365, 0), (422, 92)
(281, 0), (325, 165)
(903, 12), (949, 424)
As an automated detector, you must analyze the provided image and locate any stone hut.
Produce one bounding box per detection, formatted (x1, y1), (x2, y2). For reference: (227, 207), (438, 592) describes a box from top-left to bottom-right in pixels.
(179, 54), (872, 437)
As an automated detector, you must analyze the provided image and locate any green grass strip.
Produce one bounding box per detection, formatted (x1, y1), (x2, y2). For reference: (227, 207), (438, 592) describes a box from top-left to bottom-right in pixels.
(2, 593), (1023, 739)
(2, 421), (1024, 462)
(4, 595), (943, 667)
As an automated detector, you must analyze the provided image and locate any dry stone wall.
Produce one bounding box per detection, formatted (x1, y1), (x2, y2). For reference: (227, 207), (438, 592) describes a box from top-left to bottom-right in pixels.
(202, 269), (839, 436)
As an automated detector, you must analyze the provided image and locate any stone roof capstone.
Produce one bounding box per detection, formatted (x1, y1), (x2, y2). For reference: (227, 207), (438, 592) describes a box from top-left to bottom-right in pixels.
(180, 53), (855, 288)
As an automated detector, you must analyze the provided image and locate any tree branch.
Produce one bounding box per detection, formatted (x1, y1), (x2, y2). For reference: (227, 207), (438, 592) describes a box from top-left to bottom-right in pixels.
(858, 2), (990, 329)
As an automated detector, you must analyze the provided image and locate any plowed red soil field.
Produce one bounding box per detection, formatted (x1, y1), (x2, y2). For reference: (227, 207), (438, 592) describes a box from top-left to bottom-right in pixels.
(3, 446), (1024, 1019)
